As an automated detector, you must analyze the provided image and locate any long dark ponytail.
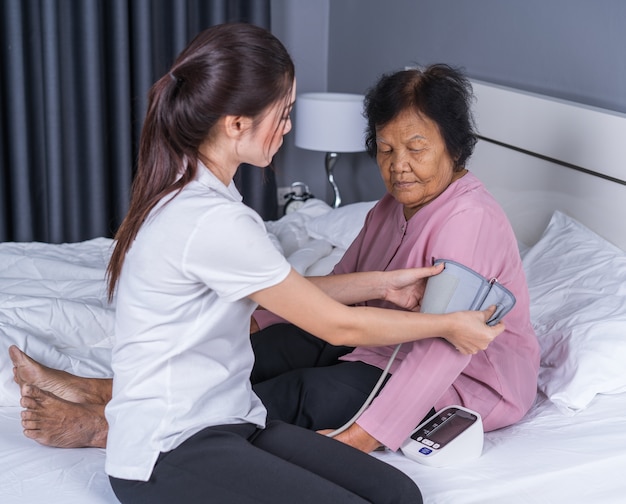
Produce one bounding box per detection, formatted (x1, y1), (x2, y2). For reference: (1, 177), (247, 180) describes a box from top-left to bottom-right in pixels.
(107, 23), (294, 301)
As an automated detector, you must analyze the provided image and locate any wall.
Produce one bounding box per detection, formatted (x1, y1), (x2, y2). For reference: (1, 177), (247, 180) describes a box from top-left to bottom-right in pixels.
(273, 0), (626, 206)
(271, 0), (383, 207)
(329, 0), (626, 110)
(270, 0), (336, 205)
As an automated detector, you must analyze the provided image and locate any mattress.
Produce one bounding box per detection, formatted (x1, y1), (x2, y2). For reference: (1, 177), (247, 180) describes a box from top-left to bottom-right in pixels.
(1, 392), (625, 504)
(2, 200), (626, 503)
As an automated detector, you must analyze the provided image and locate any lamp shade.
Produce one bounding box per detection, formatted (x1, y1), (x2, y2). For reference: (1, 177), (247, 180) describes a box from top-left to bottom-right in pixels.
(294, 93), (367, 153)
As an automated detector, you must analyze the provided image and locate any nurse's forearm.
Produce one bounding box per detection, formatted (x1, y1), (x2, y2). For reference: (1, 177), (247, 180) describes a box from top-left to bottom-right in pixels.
(306, 272), (386, 305)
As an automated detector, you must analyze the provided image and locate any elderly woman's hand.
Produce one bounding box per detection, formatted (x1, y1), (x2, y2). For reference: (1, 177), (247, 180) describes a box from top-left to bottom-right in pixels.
(445, 306), (505, 354)
(317, 423), (382, 453)
(249, 316), (260, 334)
(381, 263), (445, 311)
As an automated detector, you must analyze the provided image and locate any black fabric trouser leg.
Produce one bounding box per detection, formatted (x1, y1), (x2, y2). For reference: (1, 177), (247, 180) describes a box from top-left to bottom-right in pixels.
(250, 323), (353, 384)
(254, 360), (384, 430)
(109, 421), (423, 504)
(251, 323), (383, 430)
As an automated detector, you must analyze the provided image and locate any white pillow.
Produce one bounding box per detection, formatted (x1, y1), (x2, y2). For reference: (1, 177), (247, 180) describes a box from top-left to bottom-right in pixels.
(522, 211), (626, 415)
(305, 200), (377, 250)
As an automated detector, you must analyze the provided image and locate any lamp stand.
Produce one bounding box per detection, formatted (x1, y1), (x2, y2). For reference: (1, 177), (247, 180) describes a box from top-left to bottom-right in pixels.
(325, 152), (341, 208)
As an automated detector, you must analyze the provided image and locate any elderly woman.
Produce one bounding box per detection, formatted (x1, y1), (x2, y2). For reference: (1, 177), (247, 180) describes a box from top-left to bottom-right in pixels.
(251, 64), (540, 453)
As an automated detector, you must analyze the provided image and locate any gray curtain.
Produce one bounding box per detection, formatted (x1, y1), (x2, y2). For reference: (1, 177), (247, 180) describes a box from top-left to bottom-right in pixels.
(0, 0), (277, 244)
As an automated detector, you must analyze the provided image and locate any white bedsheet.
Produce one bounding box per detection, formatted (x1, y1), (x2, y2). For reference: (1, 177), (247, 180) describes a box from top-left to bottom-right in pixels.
(375, 392), (626, 503)
(2, 392), (625, 504)
(0, 406), (114, 503)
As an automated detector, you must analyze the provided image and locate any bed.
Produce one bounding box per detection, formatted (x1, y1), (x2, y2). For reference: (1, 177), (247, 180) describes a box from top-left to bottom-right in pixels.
(2, 81), (626, 503)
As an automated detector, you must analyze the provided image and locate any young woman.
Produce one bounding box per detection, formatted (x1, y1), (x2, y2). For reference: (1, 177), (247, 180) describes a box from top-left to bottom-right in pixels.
(41, 24), (503, 503)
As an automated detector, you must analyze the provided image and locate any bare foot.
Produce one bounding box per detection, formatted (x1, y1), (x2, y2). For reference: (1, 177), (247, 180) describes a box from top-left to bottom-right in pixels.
(9, 345), (112, 405)
(20, 384), (108, 448)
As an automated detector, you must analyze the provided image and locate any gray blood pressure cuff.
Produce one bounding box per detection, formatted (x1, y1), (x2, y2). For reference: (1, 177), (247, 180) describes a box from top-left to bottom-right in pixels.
(420, 259), (516, 326)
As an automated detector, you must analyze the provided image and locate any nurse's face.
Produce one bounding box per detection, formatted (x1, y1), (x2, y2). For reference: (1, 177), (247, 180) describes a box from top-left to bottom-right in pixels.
(246, 82), (296, 167)
(376, 109), (460, 220)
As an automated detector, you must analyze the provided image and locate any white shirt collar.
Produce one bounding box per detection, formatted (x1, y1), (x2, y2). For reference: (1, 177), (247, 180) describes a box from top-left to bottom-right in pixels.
(195, 161), (243, 203)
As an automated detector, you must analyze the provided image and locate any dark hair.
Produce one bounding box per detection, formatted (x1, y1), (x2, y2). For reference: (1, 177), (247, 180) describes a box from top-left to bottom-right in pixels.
(364, 64), (476, 170)
(107, 23), (294, 300)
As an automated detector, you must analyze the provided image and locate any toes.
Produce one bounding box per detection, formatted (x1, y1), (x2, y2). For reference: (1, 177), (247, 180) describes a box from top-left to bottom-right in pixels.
(20, 384), (49, 405)
(8, 344), (18, 362)
(8, 345), (26, 366)
(22, 428), (51, 447)
(21, 383), (38, 397)
(23, 428), (38, 440)
(22, 416), (40, 430)
(20, 394), (39, 410)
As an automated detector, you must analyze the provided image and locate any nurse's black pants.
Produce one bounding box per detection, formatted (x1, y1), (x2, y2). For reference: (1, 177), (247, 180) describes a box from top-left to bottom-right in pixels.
(110, 420), (422, 504)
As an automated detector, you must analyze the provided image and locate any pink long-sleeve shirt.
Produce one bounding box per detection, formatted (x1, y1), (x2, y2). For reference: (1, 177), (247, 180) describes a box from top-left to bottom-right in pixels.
(255, 172), (540, 451)
(336, 172), (539, 450)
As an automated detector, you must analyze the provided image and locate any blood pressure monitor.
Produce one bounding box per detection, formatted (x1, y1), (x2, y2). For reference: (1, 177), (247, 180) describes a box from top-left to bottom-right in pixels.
(401, 406), (483, 467)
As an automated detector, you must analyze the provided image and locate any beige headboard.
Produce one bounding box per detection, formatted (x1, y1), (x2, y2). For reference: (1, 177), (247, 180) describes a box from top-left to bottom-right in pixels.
(468, 80), (626, 251)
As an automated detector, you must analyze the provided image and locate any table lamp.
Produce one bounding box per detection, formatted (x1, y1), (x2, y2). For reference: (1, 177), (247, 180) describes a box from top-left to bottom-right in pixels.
(294, 92), (367, 208)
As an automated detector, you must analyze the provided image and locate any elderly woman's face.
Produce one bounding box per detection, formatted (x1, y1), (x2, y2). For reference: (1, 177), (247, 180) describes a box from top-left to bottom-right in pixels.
(376, 109), (461, 220)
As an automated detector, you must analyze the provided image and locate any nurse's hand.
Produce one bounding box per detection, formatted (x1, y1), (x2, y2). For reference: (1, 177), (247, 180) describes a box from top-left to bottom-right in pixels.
(445, 306), (505, 355)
